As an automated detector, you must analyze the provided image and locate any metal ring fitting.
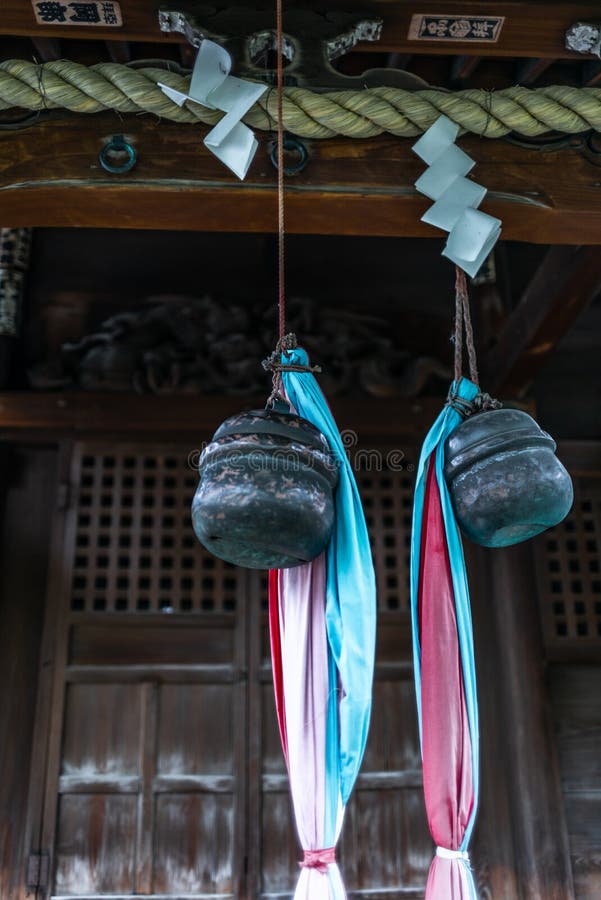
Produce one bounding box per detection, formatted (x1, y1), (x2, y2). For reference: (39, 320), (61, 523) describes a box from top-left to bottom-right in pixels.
(99, 135), (137, 174)
(270, 135), (309, 175)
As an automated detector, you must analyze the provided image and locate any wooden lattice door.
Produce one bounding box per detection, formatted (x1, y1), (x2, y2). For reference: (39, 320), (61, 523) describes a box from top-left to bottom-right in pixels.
(30, 442), (431, 899)
(33, 444), (249, 899)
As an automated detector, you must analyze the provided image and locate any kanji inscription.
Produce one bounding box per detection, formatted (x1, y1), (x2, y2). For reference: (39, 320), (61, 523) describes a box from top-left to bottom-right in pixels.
(31, 0), (122, 26)
(408, 14), (504, 43)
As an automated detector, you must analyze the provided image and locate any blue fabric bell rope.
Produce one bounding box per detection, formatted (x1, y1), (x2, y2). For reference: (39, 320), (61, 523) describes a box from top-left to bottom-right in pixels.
(410, 376), (480, 853)
(281, 346), (377, 805)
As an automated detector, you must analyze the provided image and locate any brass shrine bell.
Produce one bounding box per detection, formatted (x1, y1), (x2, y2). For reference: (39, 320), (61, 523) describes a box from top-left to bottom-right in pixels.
(444, 408), (573, 548)
(192, 403), (339, 569)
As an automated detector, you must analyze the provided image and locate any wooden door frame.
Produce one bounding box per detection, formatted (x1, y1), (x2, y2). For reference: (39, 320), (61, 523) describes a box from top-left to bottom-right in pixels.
(24, 439), (253, 900)
(22, 440), (73, 900)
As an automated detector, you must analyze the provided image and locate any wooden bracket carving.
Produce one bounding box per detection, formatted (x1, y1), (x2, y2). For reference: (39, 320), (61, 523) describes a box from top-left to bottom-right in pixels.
(565, 21), (601, 58)
(158, 3), (427, 89)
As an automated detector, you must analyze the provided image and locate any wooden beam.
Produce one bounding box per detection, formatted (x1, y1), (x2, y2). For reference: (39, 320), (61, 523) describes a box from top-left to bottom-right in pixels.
(386, 53), (412, 70)
(105, 40), (132, 64)
(1, 1), (600, 59)
(582, 60), (601, 86)
(31, 36), (62, 61)
(450, 55), (482, 84)
(483, 247), (601, 397)
(0, 391), (442, 441)
(1, 114), (601, 242)
(515, 57), (556, 85)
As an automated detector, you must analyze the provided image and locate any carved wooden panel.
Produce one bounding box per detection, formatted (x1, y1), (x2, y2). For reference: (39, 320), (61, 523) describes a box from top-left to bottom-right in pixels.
(154, 794), (235, 894)
(534, 477), (601, 652)
(54, 794), (138, 894)
(52, 675), (241, 896)
(61, 682), (142, 778)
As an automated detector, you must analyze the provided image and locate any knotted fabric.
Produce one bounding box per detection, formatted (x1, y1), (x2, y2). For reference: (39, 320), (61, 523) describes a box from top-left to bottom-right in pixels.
(410, 378), (480, 900)
(300, 848), (337, 874)
(269, 347), (376, 899)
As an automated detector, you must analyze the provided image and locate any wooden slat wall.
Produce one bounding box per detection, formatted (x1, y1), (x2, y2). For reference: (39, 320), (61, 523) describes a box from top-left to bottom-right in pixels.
(549, 666), (601, 900)
(534, 449), (601, 899)
(0, 446), (58, 900)
(471, 542), (575, 900)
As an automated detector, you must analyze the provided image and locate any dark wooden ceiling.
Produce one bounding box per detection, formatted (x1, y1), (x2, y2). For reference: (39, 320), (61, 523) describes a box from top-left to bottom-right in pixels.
(0, 2), (600, 437)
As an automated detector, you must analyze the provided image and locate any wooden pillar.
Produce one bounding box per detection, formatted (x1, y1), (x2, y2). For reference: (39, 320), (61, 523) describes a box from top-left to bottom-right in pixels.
(470, 542), (575, 900)
(467, 541), (520, 899)
(0, 445), (57, 900)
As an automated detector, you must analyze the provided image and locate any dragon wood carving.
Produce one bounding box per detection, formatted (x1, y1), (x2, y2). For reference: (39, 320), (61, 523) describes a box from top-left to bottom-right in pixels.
(29, 295), (450, 398)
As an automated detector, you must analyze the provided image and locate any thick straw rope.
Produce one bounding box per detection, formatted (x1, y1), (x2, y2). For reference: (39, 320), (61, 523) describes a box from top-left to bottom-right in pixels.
(1, 60), (601, 138)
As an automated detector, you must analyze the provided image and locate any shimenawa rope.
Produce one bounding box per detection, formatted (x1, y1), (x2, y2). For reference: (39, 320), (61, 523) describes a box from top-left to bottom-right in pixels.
(1, 60), (601, 139)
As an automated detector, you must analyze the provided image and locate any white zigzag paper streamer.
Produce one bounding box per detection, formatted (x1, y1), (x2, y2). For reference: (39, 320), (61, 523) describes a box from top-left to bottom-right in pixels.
(159, 40), (267, 180)
(412, 116), (501, 278)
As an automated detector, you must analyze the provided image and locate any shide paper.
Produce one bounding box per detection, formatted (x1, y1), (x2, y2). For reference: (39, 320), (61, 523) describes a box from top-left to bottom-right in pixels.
(159, 40), (267, 179)
(413, 116), (501, 278)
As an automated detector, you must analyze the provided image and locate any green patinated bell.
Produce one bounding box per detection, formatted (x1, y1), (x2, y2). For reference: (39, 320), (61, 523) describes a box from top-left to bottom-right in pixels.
(192, 405), (339, 569)
(443, 408), (574, 548)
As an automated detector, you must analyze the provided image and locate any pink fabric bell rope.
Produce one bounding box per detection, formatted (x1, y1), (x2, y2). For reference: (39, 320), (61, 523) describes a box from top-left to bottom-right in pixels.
(411, 418), (480, 900)
(268, 568), (289, 765)
(299, 848), (337, 874)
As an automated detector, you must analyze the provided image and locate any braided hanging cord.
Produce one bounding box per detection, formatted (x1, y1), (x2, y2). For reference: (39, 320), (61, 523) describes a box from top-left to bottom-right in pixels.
(453, 267), (479, 387)
(449, 267), (502, 417)
(1, 60), (601, 138)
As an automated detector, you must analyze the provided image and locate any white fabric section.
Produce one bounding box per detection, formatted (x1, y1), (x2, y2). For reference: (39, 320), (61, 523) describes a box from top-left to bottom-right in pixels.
(328, 863), (348, 899)
(436, 846), (470, 861)
(279, 561), (327, 852)
(295, 864), (346, 900)
(277, 562), (346, 899)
